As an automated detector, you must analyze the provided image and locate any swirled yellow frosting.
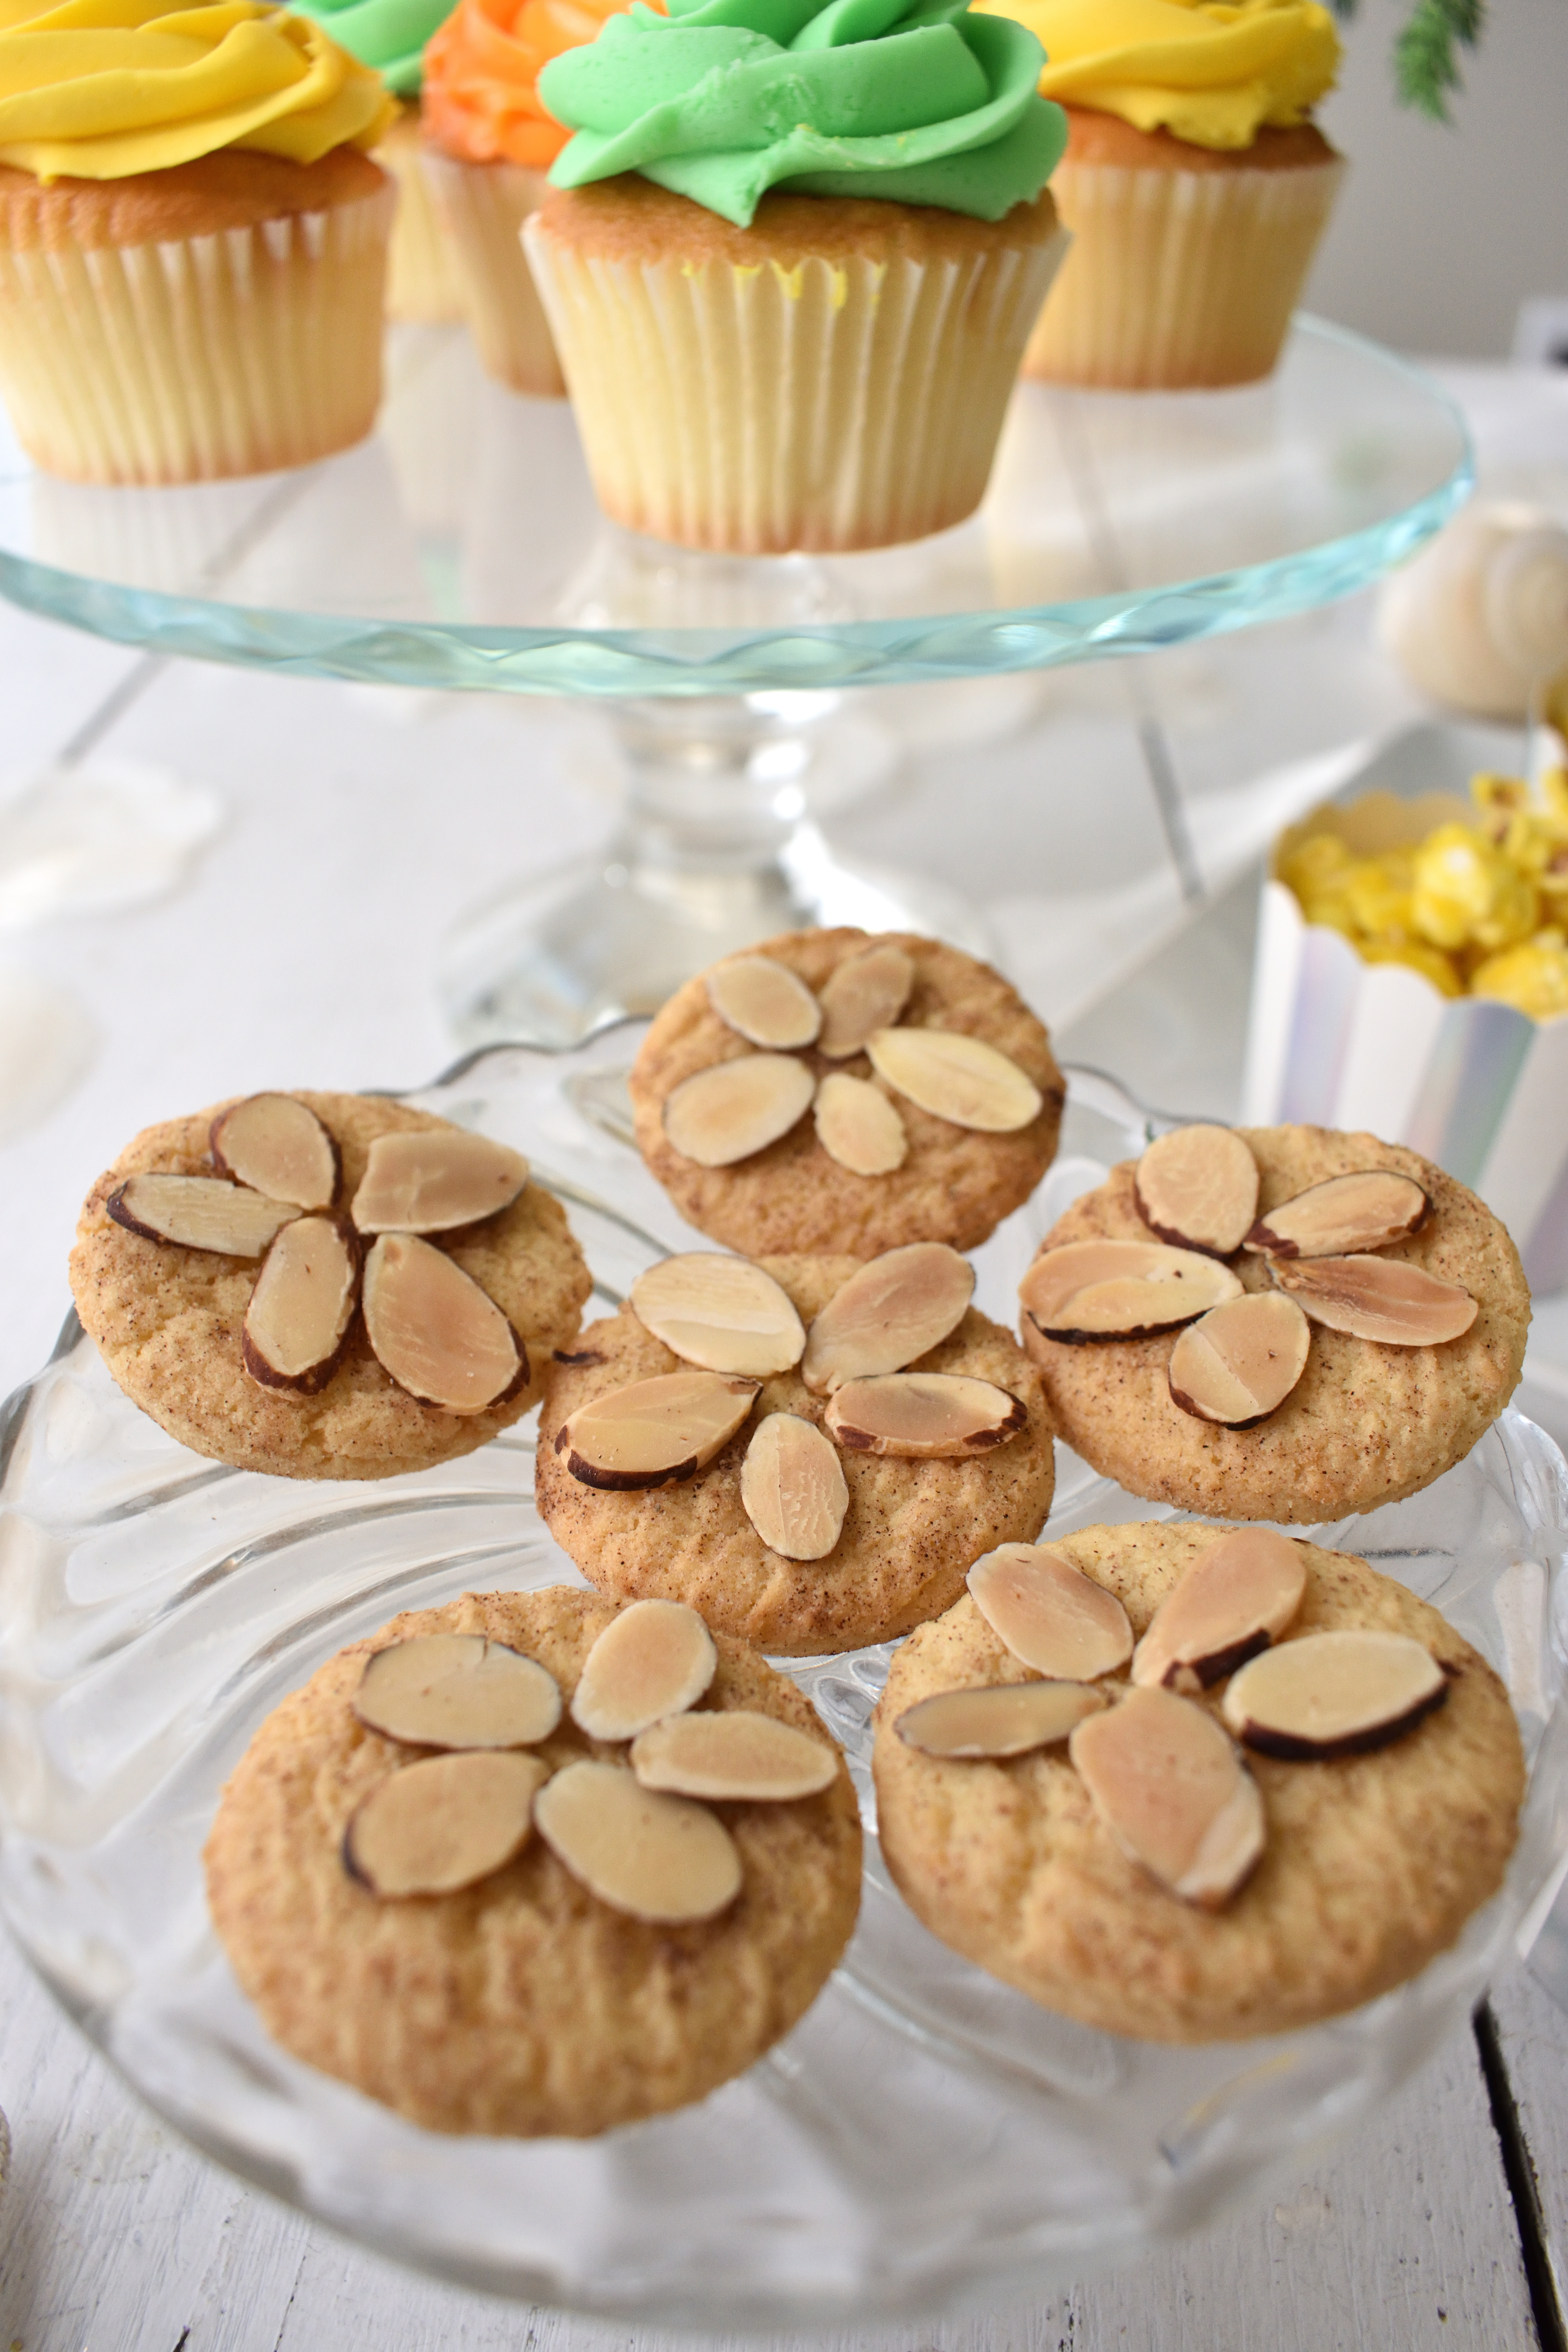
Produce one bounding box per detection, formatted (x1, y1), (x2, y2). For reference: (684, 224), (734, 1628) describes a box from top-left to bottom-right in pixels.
(0, 0), (396, 181)
(974, 0), (1339, 149)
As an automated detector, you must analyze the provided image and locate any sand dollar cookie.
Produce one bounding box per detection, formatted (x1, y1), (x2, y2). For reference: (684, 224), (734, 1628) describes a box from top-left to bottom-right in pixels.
(537, 1249), (1056, 1655)
(874, 1520), (1524, 2041)
(630, 928), (1064, 1256)
(1019, 1123), (1529, 1521)
(70, 1092), (592, 1480)
(205, 1586), (861, 2136)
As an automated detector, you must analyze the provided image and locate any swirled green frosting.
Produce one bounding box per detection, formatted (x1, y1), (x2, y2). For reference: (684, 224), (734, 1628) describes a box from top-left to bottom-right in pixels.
(539, 0), (1065, 226)
(292, 0), (455, 95)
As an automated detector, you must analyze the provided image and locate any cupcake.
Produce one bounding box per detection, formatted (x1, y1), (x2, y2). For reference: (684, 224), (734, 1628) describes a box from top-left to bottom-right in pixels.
(292, 0), (470, 321)
(977, 0), (1345, 388)
(0, 0), (396, 484)
(419, 0), (635, 396)
(524, 0), (1069, 553)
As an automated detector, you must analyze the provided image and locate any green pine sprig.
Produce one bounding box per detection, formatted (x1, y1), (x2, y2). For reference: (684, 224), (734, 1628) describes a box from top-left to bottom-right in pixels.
(1325, 0), (1487, 122)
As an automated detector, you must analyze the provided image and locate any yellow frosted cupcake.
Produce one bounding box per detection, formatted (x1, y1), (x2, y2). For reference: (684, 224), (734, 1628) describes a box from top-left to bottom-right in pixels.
(0, 0), (396, 483)
(523, 0), (1069, 553)
(978, 0), (1345, 388)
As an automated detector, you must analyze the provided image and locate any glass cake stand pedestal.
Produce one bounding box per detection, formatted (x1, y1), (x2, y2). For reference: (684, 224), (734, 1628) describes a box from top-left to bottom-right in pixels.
(0, 314), (1471, 1045)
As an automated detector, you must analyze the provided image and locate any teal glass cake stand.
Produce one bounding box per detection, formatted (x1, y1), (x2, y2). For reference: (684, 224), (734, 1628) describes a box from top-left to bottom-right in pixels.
(0, 314), (1470, 1042)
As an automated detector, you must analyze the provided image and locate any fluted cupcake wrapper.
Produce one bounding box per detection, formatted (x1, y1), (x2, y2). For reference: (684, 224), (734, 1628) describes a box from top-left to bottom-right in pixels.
(379, 114), (468, 325)
(523, 210), (1068, 554)
(1026, 154), (1345, 390)
(422, 151), (564, 398)
(0, 187), (393, 485)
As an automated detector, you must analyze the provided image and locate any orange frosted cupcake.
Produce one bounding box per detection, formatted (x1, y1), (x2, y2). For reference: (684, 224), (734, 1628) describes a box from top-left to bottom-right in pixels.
(420, 0), (643, 395)
(0, 0), (395, 483)
(978, 0), (1346, 388)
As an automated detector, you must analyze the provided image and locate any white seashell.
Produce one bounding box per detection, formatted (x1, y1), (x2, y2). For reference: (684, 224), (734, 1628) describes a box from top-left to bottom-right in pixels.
(1377, 501), (1568, 719)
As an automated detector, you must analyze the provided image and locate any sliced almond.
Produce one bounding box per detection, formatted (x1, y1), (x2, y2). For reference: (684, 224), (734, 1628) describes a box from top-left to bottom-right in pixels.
(343, 1750), (546, 1898)
(1131, 1527), (1308, 1695)
(361, 1233), (524, 1413)
(967, 1544), (1133, 1681)
(1245, 1169), (1431, 1259)
(354, 1632), (561, 1749)
(813, 1073), (907, 1176)
(1269, 1254), (1477, 1346)
(107, 1173), (298, 1258)
(350, 1129), (529, 1234)
(570, 1598), (718, 1741)
(801, 1243), (974, 1394)
(1221, 1630), (1448, 1759)
(818, 944), (915, 1059)
(628, 1254), (804, 1378)
(630, 1710), (837, 1800)
(1020, 1239), (1242, 1343)
(706, 955), (822, 1049)
(554, 1371), (758, 1490)
(866, 1027), (1043, 1133)
(1069, 1687), (1264, 1909)
(739, 1414), (849, 1560)
(210, 1094), (339, 1210)
(662, 1055), (816, 1167)
(533, 1758), (742, 1923)
(1134, 1126), (1258, 1258)
(824, 1372), (1025, 1457)
(1167, 1292), (1311, 1428)
(242, 1215), (359, 1394)
(895, 1680), (1107, 1759)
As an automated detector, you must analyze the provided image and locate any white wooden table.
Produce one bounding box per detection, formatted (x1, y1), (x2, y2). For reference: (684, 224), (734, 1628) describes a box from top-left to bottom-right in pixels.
(1, 364), (1566, 2352)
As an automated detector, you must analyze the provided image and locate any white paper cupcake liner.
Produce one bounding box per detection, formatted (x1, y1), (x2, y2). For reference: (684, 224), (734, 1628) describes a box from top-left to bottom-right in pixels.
(379, 114), (468, 324)
(0, 185), (393, 485)
(421, 150), (563, 397)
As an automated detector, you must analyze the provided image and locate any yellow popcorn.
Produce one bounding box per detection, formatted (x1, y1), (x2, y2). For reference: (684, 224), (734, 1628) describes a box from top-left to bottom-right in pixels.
(1411, 824), (1538, 952)
(1471, 932), (1568, 1020)
(1359, 940), (1466, 996)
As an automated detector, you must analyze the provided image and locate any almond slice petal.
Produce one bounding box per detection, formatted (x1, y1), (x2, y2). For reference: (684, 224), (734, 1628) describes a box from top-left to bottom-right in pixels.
(1269, 1254), (1477, 1346)
(1167, 1291), (1311, 1427)
(555, 1371), (758, 1490)
(896, 1680), (1107, 1759)
(818, 944), (915, 1059)
(801, 1243), (974, 1394)
(1131, 1527), (1308, 1695)
(570, 1598), (718, 1740)
(107, 1173), (298, 1258)
(1245, 1169), (1430, 1260)
(1020, 1240), (1242, 1343)
(350, 1130), (529, 1234)
(1221, 1630), (1448, 1758)
(1134, 1125), (1259, 1258)
(706, 955), (822, 1049)
(662, 1055), (816, 1167)
(533, 1758), (742, 1923)
(866, 1027), (1043, 1133)
(210, 1094), (339, 1210)
(739, 1413), (849, 1559)
(361, 1232), (524, 1413)
(242, 1214), (359, 1394)
(824, 1372), (1025, 1457)
(628, 1254), (804, 1377)
(813, 1073), (907, 1176)
(1069, 1687), (1264, 1909)
(630, 1710), (838, 1800)
(967, 1544), (1133, 1681)
(343, 1750), (546, 1898)
(354, 1633), (562, 1749)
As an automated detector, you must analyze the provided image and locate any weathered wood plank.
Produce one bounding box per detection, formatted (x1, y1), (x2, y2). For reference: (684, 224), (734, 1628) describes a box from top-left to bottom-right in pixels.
(1486, 1964), (1568, 2340)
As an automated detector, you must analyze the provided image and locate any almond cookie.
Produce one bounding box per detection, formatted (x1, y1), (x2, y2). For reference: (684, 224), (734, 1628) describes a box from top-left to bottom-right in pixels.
(1019, 1124), (1529, 1521)
(873, 1521), (1524, 2042)
(205, 1585), (861, 2137)
(629, 928), (1064, 1257)
(536, 1251), (1055, 1655)
(70, 1093), (592, 1481)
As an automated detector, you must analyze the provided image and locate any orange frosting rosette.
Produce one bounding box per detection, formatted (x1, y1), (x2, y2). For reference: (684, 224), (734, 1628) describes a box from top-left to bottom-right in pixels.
(421, 0), (660, 169)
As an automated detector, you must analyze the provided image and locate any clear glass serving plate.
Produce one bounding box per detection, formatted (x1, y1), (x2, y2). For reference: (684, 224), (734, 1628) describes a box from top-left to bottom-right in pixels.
(0, 318), (1468, 699)
(1, 1037), (1563, 2333)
